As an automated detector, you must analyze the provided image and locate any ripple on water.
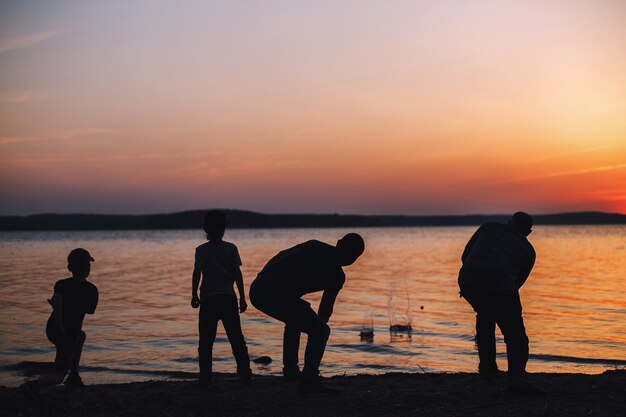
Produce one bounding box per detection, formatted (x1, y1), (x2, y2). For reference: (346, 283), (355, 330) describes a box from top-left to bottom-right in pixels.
(1, 226), (625, 386)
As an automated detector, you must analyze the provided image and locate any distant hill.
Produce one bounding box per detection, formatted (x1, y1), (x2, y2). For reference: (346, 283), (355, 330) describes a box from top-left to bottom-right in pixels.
(0, 210), (624, 231)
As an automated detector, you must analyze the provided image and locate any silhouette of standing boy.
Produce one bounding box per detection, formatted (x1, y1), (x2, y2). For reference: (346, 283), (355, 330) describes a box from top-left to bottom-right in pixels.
(458, 212), (542, 393)
(191, 210), (251, 385)
(21, 248), (99, 401)
(250, 234), (365, 393)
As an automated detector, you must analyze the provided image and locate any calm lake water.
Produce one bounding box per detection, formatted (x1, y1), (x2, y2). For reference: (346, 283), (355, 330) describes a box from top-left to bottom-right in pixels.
(1, 226), (625, 386)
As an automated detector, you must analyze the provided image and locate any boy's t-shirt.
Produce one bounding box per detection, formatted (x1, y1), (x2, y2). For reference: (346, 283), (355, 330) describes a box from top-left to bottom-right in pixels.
(46, 277), (99, 343)
(195, 240), (242, 299)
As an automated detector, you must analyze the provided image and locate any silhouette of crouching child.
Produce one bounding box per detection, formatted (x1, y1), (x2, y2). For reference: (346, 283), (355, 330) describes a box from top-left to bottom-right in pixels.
(191, 210), (252, 385)
(21, 248), (99, 402)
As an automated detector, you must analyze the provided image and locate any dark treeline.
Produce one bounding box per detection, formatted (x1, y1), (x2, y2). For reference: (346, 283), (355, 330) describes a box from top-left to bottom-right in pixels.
(1, 210), (625, 231)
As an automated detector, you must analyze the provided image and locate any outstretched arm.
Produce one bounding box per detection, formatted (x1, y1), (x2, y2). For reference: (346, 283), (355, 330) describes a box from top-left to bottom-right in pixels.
(234, 267), (247, 313)
(191, 266), (201, 308)
(318, 289), (339, 324)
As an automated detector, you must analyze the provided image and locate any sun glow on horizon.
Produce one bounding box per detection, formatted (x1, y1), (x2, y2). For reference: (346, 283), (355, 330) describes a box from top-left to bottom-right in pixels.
(1, 1), (625, 215)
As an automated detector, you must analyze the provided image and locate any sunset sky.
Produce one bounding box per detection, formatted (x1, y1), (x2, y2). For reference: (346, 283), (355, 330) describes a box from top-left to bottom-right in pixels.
(1, 1), (625, 215)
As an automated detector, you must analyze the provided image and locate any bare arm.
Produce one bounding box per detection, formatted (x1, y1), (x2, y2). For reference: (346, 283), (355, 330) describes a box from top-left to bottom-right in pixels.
(191, 266), (201, 308)
(234, 267), (247, 313)
(318, 289), (339, 324)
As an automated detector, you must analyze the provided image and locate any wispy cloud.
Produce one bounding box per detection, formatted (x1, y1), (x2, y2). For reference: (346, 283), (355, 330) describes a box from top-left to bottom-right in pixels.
(6, 153), (170, 164)
(0, 128), (114, 145)
(533, 145), (621, 162)
(493, 163), (626, 185)
(0, 91), (47, 104)
(0, 31), (60, 54)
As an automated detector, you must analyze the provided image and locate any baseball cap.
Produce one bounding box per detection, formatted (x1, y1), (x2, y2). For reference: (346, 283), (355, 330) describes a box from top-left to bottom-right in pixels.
(67, 248), (95, 266)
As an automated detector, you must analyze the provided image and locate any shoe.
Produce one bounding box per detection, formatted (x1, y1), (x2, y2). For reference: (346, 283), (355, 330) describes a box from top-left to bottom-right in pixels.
(298, 377), (340, 394)
(239, 373), (252, 386)
(283, 369), (301, 381)
(199, 377), (212, 387)
(20, 381), (41, 404)
(64, 374), (86, 388)
(479, 368), (504, 382)
(508, 376), (546, 395)
(198, 378), (222, 393)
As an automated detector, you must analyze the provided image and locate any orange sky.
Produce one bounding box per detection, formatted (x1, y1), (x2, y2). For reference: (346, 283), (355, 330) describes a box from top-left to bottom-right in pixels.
(1, 1), (625, 215)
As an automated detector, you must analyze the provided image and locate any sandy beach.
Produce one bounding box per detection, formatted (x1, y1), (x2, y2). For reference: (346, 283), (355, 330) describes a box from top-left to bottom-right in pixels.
(4, 370), (625, 417)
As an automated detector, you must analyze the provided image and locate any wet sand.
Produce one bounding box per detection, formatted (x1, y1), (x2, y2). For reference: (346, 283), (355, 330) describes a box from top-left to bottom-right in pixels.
(3, 370), (625, 417)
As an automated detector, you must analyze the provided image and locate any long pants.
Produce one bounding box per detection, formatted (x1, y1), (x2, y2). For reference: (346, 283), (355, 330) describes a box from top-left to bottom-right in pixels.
(198, 294), (251, 381)
(460, 287), (529, 377)
(250, 280), (330, 378)
(47, 329), (86, 375)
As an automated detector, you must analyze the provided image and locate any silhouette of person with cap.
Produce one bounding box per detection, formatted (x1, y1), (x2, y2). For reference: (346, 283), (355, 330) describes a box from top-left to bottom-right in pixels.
(191, 210), (251, 386)
(458, 212), (543, 394)
(21, 248), (99, 401)
(250, 233), (365, 393)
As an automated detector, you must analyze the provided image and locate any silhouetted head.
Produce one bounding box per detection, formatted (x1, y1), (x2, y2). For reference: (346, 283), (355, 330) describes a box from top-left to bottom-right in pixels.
(204, 210), (227, 240)
(67, 248), (94, 279)
(508, 212), (533, 236)
(336, 233), (365, 266)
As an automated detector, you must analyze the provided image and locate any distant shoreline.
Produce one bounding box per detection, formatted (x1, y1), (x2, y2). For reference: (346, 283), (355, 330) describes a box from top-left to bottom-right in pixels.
(1, 210), (625, 231)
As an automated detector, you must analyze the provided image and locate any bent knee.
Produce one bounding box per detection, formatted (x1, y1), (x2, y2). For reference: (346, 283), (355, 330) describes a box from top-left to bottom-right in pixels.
(303, 322), (331, 338)
(504, 332), (529, 346)
(316, 323), (331, 339)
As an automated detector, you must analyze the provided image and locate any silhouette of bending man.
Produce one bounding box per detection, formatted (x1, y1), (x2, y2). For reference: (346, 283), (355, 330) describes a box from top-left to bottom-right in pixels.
(250, 234), (365, 393)
(458, 212), (542, 393)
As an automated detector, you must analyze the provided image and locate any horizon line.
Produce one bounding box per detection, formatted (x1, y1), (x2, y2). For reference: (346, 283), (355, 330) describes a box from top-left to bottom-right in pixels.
(2, 209), (624, 218)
